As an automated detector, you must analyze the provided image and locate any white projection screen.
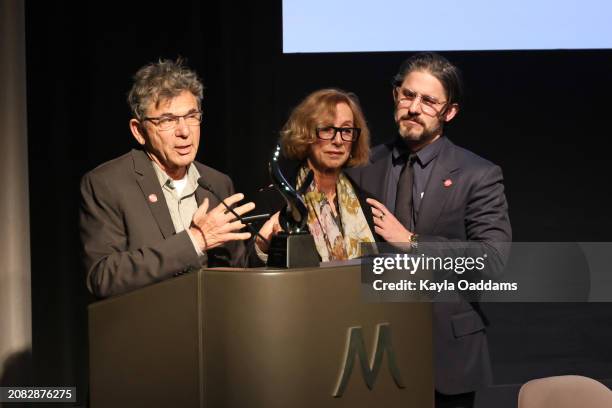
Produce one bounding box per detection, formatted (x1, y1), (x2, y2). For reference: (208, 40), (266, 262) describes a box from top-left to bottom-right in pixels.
(283, 0), (612, 53)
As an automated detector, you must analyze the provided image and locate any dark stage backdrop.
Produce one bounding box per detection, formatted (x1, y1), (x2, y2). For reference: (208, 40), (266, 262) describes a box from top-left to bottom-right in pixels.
(25, 0), (612, 404)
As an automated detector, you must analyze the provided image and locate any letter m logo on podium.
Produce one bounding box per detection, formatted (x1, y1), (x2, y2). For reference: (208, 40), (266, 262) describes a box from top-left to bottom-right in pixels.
(333, 323), (405, 397)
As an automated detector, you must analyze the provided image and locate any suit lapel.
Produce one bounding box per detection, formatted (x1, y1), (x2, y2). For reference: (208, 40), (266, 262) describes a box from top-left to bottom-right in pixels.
(362, 143), (394, 206)
(195, 185), (205, 206)
(194, 165), (220, 208)
(415, 138), (459, 234)
(131, 149), (176, 239)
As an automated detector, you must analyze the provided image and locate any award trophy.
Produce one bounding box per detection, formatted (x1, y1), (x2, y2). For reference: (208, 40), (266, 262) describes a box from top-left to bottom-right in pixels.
(267, 145), (319, 268)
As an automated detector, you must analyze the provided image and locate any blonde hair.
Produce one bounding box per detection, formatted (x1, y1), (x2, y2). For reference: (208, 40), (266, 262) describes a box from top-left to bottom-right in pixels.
(280, 89), (370, 167)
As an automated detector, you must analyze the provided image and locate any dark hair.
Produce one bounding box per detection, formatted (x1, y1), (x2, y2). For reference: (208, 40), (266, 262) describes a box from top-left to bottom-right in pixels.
(392, 52), (463, 106)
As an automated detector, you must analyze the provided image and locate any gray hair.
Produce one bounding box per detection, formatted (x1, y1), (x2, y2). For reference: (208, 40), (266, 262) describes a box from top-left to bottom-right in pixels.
(127, 58), (204, 119)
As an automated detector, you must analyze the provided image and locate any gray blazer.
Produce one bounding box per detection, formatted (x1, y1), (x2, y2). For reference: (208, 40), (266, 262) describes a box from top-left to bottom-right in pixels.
(347, 136), (512, 394)
(80, 149), (251, 298)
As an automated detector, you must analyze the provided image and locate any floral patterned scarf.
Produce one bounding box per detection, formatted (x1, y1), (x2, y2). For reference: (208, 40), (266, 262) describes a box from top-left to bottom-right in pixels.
(296, 167), (375, 262)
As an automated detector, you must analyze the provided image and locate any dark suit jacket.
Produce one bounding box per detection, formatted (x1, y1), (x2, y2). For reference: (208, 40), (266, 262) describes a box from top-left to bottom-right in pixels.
(80, 149), (252, 298)
(347, 136), (512, 394)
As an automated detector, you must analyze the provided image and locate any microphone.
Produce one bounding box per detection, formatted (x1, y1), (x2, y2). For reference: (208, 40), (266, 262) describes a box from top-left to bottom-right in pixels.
(241, 213), (271, 224)
(197, 178), (269, 245)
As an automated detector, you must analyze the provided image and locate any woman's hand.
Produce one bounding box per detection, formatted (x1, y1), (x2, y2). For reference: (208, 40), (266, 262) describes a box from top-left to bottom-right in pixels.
(256, 212), (283, 253)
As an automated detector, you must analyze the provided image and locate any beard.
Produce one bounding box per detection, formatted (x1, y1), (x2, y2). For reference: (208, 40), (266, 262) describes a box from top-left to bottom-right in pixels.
(396, 113), (442, 146)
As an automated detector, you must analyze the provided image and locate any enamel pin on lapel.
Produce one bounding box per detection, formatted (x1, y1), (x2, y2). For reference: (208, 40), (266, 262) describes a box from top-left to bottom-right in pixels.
(443, 179), (453, 187)
(148, 194), (158, 203)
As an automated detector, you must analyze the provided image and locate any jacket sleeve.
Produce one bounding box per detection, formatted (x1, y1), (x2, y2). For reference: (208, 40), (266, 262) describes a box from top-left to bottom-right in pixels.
(417, 164), (512, 280)
(79, 171), (202, 298)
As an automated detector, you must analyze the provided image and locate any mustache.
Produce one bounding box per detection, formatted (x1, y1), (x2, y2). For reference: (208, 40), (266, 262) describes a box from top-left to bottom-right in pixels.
(399, 114), (425, 126)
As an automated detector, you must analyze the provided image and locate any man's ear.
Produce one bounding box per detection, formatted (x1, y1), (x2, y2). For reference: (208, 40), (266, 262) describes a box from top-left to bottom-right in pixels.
(129, 119), (146, 146)
(443, 103), (459, 123)
(392, 87), (398, 103)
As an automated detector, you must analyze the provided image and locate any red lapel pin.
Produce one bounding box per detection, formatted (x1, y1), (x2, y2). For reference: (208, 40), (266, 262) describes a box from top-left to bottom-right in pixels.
(148, 193), (158, 203)
(443, 179), (453, 187)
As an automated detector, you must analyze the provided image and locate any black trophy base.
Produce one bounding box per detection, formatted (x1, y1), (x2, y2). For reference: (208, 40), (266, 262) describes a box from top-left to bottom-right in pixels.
(267, 233), (320, 268)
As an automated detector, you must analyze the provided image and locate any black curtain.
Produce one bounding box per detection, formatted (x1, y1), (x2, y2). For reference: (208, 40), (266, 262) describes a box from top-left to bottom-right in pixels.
(26, 1), (283, 404)
(26, 0), (612, 405)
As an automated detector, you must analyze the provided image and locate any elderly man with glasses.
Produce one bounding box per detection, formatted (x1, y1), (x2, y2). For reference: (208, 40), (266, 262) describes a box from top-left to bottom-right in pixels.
(347, 52), (512, 408)
(80, 59), (256, 299)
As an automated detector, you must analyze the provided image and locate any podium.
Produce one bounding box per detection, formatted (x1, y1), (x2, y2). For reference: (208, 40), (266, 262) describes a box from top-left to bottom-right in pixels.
(89, 265), (433, 407)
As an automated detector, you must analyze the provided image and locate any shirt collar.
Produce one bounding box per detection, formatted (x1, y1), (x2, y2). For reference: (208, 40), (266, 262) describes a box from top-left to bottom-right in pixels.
(392, 135), (444, 168)
(151, 161), (200, 196)
(185, 162), (201, 191)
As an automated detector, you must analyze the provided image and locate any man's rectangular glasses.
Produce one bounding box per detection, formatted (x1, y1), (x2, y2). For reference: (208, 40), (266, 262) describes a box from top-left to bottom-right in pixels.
(143, 111), (202, 131)
(394, 87), (447, 116)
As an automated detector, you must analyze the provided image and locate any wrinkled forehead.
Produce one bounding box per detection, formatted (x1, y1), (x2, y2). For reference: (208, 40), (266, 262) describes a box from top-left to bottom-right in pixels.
(311, 99), (350, 125)
(146, 90), (199, 115)
(313, 107), (336, 125)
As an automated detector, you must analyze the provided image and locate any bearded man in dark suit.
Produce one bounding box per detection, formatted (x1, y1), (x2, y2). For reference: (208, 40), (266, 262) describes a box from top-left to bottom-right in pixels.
(80, 59), (255, 299)
(347, 52), (512, 408)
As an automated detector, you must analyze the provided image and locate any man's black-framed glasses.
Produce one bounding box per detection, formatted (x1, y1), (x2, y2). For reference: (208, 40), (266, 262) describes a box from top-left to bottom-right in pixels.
(315, 126), (361, 142)
(142, 111), (202, 131)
